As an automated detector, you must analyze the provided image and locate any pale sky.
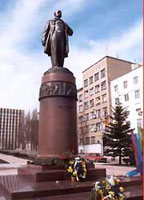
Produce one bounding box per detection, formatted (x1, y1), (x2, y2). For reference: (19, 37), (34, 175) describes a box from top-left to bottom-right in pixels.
(0, 0), (142, 111)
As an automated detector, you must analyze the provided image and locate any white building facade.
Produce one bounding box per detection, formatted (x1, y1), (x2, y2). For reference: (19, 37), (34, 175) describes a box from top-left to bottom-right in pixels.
(111, 64), (143, 133)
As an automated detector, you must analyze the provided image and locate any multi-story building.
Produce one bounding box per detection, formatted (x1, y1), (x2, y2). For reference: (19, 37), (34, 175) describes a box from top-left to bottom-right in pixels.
(0, 108), (24, 150)
(77, 56), (133, 155)
(111, 64), (143, 133)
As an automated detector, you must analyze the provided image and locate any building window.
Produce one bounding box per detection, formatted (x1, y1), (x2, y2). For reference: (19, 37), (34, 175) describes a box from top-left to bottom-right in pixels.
(136, 108), (141, 113)
(96, 109), (101, 118)
(135, 90), (140, 99)
(79, 138), (84, 145)
(79, 116), (83, 123)
(90, 124), (95, 132)
(91, 136), (95, 144)
(114, 85), (118, 92)
(133, 76), (138, 84)
(85, 113), (89, 121)
(101, 68), (105, 78)
(89, 76), (93, 84)
(94, 72), (99, 81)
(79, 105), (83, 112)
(89, 112), (94, 120)
(78, 94), (83, 102)
(96, 123), (101, 131)
(90, 99), (94, 108)
(101, 81), (106, 91)
(96, 96), (100, 101)
(84, 102), (89, 110)
(115, 98), (119, 104)
(85, 137), (90, 145)
(136, 108), (142, 116)
(96, 102), (101, 106)
(102, 107), (107, 116)
(102, 94), (107, 103)
(84, 90), (88, 98)
(89, 87), (94, 96)
(123, 81), (128, 89)
(84, 125), (89, 133)
(84, 79), (88, 87)
(137, 119), (142, 128)
(95, 85), (100, 93)
(82, 115), (87, 122)
(124, 94), (129, 101)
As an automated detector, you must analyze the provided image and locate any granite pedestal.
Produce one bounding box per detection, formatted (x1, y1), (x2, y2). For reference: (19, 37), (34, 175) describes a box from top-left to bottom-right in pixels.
(38, 67), (78, 159)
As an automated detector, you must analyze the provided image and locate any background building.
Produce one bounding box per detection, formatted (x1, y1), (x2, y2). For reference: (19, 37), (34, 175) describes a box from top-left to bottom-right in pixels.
(0, 108), (24, 150)
(111, 64), (143, 133)
(77, 56), (133, 155)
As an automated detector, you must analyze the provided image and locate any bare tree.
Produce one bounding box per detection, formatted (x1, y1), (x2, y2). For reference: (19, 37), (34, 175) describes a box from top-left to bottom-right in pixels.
(23, 109), (39, 153)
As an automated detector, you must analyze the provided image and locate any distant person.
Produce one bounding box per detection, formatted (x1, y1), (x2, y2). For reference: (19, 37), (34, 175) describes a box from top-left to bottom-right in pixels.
(42, 10), (73, 67)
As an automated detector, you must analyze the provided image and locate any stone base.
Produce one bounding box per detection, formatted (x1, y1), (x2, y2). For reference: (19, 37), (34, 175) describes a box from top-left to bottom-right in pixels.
(0, 161), (142, 200)
(18, 163), (106, 182)
(0, 173), (142, 200)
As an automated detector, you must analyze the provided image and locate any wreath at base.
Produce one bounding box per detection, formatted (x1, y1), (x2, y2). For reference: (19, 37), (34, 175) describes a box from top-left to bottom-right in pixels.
(67, 156), (87, 182)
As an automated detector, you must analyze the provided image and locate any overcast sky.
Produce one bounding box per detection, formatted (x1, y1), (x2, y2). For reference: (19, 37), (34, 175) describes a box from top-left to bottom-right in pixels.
(0, 0), (142, 111)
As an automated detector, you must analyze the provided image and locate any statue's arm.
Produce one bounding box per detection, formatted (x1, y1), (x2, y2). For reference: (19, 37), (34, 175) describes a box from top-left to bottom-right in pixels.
(65, 23), (73, 36)
(41, 21), (50, 46)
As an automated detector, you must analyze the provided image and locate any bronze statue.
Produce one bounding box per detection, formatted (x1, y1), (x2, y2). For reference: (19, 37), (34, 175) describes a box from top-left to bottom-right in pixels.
(42, 10), (73, 67)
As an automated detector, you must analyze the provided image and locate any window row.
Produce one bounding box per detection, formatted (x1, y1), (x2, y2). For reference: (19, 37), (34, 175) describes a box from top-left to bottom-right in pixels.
(78, 107), (107, 122)
(79, 137), (101, 145)
(84, 81), (106, 99)
(115, 90), (140, 104)
(79, 96), (107, 112)
(114, 76), (139, 92)
(79, 122), (105, 134)
(84, 69), (106, 87)
(78, 82), (107, 102)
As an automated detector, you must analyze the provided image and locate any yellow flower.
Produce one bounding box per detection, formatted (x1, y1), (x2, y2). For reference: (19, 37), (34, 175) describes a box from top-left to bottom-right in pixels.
(68, 166), (73, 173)
(73, 171), (77, 176)
(69, 160), (74, 165)
(105, 183), (111, 190)
(109, 191), (115, 197)
(119, 187), (124, 193)
(102, 180), (106, 184)
(115, 178), (120, 184)
(118, 193), (125, 200)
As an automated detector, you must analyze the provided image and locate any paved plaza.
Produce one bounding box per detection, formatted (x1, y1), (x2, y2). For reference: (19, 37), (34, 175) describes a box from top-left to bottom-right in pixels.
(0, 153), (28, 176)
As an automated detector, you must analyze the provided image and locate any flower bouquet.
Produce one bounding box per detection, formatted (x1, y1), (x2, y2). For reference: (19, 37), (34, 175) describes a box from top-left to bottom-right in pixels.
(89, 176), (126, 200)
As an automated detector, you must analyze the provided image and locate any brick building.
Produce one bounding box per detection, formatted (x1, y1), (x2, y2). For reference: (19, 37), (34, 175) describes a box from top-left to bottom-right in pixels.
(77, 56), (133, 154)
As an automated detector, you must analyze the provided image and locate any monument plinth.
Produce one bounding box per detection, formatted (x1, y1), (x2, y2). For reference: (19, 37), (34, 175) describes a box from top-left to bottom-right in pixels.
(37, 66), (78, 159)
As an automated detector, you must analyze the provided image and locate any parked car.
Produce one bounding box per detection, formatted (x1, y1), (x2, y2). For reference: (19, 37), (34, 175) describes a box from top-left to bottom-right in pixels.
(84, 153), (107, 163)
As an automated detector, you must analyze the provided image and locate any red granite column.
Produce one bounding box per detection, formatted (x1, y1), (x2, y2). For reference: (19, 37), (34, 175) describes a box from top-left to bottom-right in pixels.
(37, 67), (78, 159)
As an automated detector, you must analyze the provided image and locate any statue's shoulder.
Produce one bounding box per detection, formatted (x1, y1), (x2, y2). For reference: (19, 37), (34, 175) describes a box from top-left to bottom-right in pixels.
(60, 19), (66, 24)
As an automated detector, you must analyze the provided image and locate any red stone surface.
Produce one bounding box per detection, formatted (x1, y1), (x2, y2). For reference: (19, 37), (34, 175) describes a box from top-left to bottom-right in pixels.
(18, 167), (106, 182)
(0, 175), (142, 200)
(38, 70), (78, 158)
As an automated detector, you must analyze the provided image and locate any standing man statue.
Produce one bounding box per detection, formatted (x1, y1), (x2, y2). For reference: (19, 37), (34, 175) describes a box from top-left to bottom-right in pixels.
(42, 10), (73, 67)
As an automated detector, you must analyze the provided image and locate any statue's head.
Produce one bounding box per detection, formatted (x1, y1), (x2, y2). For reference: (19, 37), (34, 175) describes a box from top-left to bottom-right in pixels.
(54, 10), (62, 19)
